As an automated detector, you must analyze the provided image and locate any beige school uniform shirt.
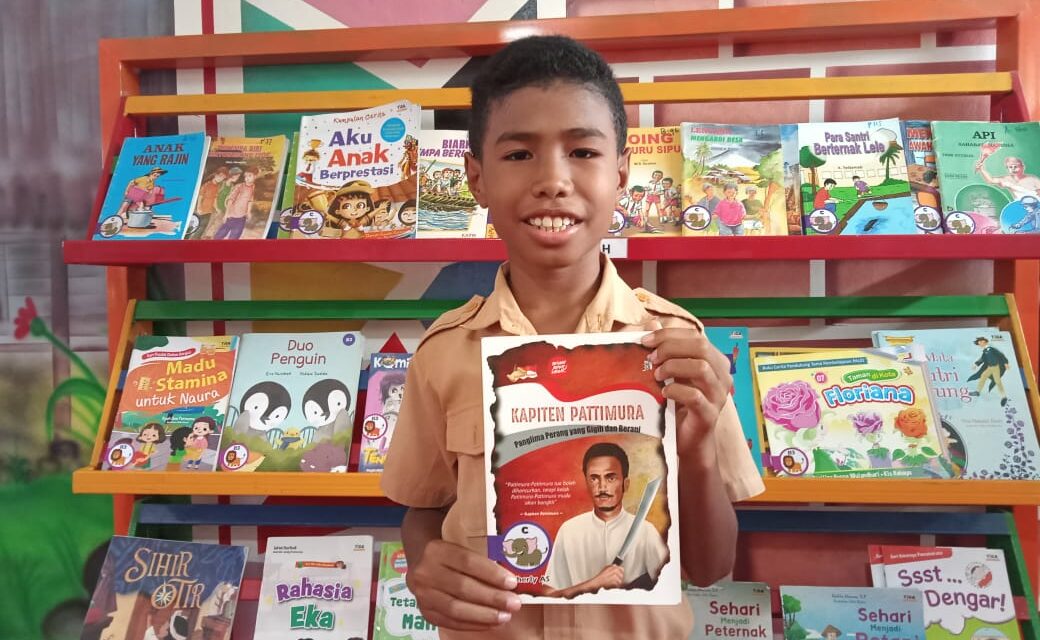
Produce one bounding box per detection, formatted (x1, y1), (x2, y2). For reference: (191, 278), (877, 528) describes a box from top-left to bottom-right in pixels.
(382, 257), (765, 640)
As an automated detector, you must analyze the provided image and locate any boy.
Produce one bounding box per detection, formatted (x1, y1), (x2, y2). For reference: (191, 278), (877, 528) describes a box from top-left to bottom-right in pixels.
(382, 35), (763, 639)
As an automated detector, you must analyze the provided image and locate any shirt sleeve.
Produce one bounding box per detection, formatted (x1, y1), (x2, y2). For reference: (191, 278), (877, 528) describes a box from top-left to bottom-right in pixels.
(381, 349), (457, 508)
(715, 397), (765, 502)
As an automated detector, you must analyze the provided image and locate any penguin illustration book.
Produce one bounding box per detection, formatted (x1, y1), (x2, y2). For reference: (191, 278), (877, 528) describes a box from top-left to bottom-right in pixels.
(236, 381), (291, 433)
(302, 378), (351, 430)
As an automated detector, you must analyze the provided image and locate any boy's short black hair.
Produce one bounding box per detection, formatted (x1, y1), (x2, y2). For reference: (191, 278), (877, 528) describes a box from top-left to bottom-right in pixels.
(468, 35), (627, 159)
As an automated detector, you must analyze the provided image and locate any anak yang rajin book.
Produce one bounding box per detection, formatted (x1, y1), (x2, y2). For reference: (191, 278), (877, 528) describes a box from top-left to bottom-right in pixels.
(293, 100), (420, 239)
(685, 581), (772, 640)
(103, 335), (238, 472)
(218, 332), (364, 472)
(374, 541), (438, 639)
(481, 332), (681, 605)
(80, 536), (247, 640)
(416, 130), (489, 238)
(612, 126), (683, 237)
(94, 132), (210, 240)
(705, 327), (763, 474)
(358, 352), (413, 473)
(753, 348), (949, 478)
(779, 586), (926, 640)
(872, 328), (1040, 479)
(254, 536), (373, 640)
(874, 546), (1021, 640)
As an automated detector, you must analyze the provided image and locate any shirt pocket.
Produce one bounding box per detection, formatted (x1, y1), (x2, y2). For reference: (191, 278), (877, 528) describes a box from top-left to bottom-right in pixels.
(444, 404), (487, 539)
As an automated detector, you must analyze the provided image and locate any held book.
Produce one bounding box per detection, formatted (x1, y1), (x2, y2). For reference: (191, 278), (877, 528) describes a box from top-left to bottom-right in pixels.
(374, 541), (439, 639)
(480, 331), (681, 605)
(358, 353), (413, 473)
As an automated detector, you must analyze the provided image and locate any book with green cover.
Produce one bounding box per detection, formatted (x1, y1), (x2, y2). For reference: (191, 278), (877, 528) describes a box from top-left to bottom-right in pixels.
(374, 541), (439, 639)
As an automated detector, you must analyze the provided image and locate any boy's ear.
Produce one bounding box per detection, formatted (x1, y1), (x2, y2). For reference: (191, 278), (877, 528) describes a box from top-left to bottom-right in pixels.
(464, 152), (488, 209)
(617, 147), (632, 197)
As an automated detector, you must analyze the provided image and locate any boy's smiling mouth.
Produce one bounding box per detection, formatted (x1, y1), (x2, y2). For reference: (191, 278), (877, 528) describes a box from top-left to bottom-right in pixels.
(525, 212), (578, 232)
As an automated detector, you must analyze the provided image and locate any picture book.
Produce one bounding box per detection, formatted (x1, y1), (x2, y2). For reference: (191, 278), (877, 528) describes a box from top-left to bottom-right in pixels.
(612, 126), (683, 237)
(416, 129), (488, 238)
(218, 332), (365, 472)
(292, 100), (420, 239)
(94, 132), (209, 240)
(780, 123), (804, 235)
(753, 348), (949, 478)
(901, 120), (944, 233)
(80, 536), (247, 640)
(358, 352), (413, 473)
(779, 586), (926, 640)
(103, 335), (238, 472)
(705, 327), (763, 474)
(481, 331), (681, 605)
(931, 120), (1040, 234)
(875, 545), (1021, 640)
(185, 135), (288, 240)
(797, 118), (919, 235)
(374, 541), (439, 639)
(276, 132), (300, 239)
(679, 123), (790, 237)
(254, 536), (373, 640)
(685, 581), (772, 640)
(872, 328), (1040, 479)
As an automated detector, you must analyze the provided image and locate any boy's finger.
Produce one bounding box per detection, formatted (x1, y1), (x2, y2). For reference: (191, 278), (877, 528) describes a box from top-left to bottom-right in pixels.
(423, 584), (516, 627)
(434, 561), (522, 611)
(445, 545), (519, 590)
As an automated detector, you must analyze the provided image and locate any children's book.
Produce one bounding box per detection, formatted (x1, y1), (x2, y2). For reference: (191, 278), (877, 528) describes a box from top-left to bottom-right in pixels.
(612, 126), (684, 237)
(94, 133), (209, 240)
(900, 120), (945, 234)
(254, 536), (373, 640)
(292, 100), (420, 239)
(103, 335), (238, 472)
(874, 545), (1021, 640)
(872, 328), (1040, 479)
(753, 348), (950, 478)
(416, 130), (488, 238)
(359, 353), (413, 473)
(218, 332), (365, 472)
(679, 123), (790, 237)
(480, 332), (681, 605)
(797, 118), (919, 235)
(780, 123), (804, 235)
(80, 536), (247, 640)
(685, 581), (772, 640)
(374, 541), (439, 639)
(705, 327), (763, 474)
(185, 135), (288, 240)
(779, 585), (926, 640)
(931, 120), (1040, 234)
(276, 133), (301, 239)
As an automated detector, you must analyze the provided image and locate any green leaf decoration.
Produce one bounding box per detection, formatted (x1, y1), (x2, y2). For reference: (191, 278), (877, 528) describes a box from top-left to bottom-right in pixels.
(921, 446), (938, 457)
(892, 449), (906, 460)
(44, 378), (106, 442)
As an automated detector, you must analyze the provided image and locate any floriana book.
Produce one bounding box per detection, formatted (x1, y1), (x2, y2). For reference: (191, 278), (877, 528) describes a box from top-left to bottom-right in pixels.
(480, 331), (681, 605)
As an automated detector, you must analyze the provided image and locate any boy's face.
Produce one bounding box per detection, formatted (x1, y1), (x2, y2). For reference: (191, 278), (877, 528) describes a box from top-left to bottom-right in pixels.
(466, 82), (628, 272)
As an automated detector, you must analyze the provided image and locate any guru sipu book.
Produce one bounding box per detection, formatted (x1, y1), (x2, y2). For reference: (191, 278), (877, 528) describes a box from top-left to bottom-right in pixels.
(480, 331), (681, 605)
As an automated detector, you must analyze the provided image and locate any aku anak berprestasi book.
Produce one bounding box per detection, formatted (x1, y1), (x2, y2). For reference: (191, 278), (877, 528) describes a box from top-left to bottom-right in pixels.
(685, 581), (772, 640)
(80, 536), (247, 640)
(94, 132), (209, 240)
(358, 352), (413, 473)
(374, 541), (439, 640)
(779, 585), (926, 640)
(612, 126), (684, 237)
(416, 129), (489, 239)
(872, 328), (1040, 480)
(480, 331), (681, 605)
(217, 332), (364, 472)
(103, 335), (238, 472)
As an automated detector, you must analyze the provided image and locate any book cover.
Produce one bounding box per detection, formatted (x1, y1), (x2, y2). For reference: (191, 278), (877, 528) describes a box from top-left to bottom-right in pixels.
(753, 348), (949, 478)
(373, 541), (439, 639)
(103, 335), (238, 472)
(869, 545), (887, 587)
(685, 581), (772, 640)
(80, 536), (247, 640)
(185, 135), (288, 240)
(872, 328), (1040, 479)
(679, 123), (791, 237)
(781, 123), (804, 235)
(931, 120), (1040, 234)
(94, 133), (209, 240)
(878, 545), (1021, 640)
(276, 133), (301, 239)
(292, 100), (420, 239)
(416, 130), (488, 239)
(254, 536), (373, 640)
(901, 120), (945, 234)
(797, 118), (919, 235)
(779, 586), (926, 640)
(612, 126), (683, 237)
(218, 332), (365, 472)
(705, 327), (763, 474)
(359, 353), (413, 473)
(480, 332), (681, 605)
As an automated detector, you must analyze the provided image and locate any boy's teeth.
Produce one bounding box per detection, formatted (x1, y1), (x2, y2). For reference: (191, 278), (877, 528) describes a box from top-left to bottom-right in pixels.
(528, 216), (574, 231)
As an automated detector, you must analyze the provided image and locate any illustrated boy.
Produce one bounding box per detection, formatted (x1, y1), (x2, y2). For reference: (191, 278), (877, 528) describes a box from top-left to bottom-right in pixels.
(813, 177), (839, 212)
(968, 336), (1010, 406)
(382, 35), (763, 639)
(116, 167), (167, 219)
(696, 183), (720, 215)
(191, 166), (228, 239)
(213, 165), (257, 239)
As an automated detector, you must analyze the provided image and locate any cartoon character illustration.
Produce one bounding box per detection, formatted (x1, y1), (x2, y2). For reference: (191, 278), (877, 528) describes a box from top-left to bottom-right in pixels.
(503, 537), (543, 567)
(976, 147), (1040, 201)
(715, 182), (747, 236)
(116, 167), (168, 219)
(379, 372), (407, 416)
(299, 441), (348, 472)
(852, 175), (871, 198)
(397, 199), (417, 229)
(813, 178), (839, 213)
(1009, 194), (1040, 232)
(236, 381), (291, 433)
(617, 185), (647, 230)
(399, 135), (419, 179)
(132, 423), (166, 469)
(179, 416), (216, 470)
(967, 336), (1010, 406)
(506, 365), (537, 382)
(326, 180), (375, 238)
(298, 138), (322, 184)
(278, 427), (303, 450)
(212, 165), (258, 240)
(821, 624), (842, 640)
(302, 378), (352, 430)
(370, 199), (395, 230)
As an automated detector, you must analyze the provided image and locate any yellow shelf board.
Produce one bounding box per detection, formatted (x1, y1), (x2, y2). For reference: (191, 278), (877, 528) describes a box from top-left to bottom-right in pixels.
(124, 72), (1013, 117)
(752, 477), (1040, 505)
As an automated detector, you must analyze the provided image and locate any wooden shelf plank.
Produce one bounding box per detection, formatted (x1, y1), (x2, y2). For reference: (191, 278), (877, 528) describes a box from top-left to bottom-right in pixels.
(752, 478), (1040, 505)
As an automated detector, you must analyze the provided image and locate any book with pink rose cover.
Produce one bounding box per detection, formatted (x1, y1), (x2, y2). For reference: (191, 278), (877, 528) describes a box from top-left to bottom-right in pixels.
(752, 347), (950, 478)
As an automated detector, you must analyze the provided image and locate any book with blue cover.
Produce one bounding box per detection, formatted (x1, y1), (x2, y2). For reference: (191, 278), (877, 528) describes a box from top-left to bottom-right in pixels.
(780, 585), (926, 640)
(705, 327), (762, 474)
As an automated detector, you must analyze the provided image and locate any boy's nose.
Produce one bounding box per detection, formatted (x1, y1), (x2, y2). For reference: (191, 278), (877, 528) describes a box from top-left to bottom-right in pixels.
(531, 155), (574, 199)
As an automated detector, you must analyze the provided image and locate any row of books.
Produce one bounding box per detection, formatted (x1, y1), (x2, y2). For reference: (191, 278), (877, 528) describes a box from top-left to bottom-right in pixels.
(91, 100), (1040, 242)
(82, 535), (1025, 640)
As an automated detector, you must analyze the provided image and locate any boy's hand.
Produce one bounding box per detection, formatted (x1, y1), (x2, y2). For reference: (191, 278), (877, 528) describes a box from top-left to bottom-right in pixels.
(407, 539), (522, 631)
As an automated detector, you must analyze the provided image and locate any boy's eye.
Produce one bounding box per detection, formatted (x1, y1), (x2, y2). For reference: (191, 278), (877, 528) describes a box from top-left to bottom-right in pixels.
(503, 150), (532, 161)
(571, 148), (600, 159)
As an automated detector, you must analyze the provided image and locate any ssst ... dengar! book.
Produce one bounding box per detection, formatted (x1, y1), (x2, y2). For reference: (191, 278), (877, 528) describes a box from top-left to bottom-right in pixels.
(481, 331), (681, 605)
